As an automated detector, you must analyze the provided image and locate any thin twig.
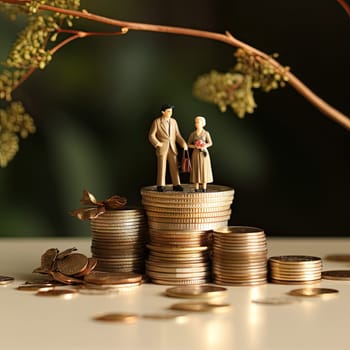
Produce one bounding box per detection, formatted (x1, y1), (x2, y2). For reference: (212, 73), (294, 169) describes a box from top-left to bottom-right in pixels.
(337, 0), (350, 17)
(1, 0), (349, 130)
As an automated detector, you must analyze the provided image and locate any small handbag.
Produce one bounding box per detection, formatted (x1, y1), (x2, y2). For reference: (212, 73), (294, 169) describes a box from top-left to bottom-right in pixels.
(181, 150), (192, 173)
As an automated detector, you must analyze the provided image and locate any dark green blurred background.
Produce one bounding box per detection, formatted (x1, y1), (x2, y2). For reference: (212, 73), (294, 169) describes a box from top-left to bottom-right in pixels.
(0, 0), (349, 237)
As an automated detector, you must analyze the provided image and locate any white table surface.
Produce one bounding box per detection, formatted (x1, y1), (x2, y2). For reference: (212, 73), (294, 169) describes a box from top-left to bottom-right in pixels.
(1, 237), (350, 350)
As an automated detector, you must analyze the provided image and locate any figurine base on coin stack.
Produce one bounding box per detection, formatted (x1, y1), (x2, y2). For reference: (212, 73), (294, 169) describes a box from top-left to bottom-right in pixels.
(141, 184), (234, 285)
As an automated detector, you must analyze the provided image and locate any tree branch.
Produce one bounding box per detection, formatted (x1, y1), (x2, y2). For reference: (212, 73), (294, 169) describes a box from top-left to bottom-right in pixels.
(338, 0), (350, 17)
(1, 0), (349, 130)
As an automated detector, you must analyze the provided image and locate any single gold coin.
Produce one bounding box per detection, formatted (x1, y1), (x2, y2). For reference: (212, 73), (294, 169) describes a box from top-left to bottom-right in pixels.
(142, 313), (187, 321)
(322, 270), (350, 281)
(56, 253), (89, 276)
(269, 255), (322, 264)
(165, 285), (227, 299)
(288, 288), (339, 297)
(36, 289), (78, 297)
(74, 257), (98, 277)
(0, 275), (15, 285)
(49, 271), (84, 285)
(17, 285), (54, 292)
(324, 254), (350, 263)
(84, 271), (142, 285)
(93, 313), (138, 323)
(169, 302), (231, 312)
(252, 296), (301, 305)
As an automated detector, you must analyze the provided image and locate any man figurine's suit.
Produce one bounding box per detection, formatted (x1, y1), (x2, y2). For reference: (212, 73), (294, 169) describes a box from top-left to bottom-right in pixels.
(148, 104), (187, 192)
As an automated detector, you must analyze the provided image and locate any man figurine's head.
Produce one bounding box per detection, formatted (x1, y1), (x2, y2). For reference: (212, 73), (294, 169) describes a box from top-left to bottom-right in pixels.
(160, 104), (174, 119)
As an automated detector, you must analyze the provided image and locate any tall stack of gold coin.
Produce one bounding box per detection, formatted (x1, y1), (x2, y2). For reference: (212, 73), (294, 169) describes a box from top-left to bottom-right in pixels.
(141, 185), (234, 285)
(90, 208), (147, 273)
(269, 256), (322, 284)
(212, 226), (268, 286)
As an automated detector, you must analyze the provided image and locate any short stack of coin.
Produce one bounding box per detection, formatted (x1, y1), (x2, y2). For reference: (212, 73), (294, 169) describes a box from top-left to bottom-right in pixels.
(90, 208), (147, 273)
(269, 255), (322, 284)
(212, 226), (268, 286)
(141, 185), (234, 285)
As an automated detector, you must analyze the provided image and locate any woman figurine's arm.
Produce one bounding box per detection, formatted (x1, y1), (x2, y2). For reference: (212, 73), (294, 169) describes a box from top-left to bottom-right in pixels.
(205, 131), (213, 148)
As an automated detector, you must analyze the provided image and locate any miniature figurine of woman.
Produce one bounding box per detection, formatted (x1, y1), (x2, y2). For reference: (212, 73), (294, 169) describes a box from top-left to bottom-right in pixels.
(188, 116), (213, 192)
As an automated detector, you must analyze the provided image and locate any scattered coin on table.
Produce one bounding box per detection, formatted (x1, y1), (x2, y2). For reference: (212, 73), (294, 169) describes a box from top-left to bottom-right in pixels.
(324, 254), (350, 263)
(17, 285), (54, 292)
(142, 313), (187, 321)
(0, 275), (15, 285)
(169, 301), (231, 312)
(93, 313), (138, 323)
(165, 284), (227, 299)
(35, 289), (78, 297)
(252, 296), (301, 305)
(321, 270), (350, 281)
(288, 288), (339, 297)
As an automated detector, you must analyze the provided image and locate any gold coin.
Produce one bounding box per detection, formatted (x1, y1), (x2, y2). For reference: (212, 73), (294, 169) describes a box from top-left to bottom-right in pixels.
(252, 296), (301, 305)
(214, 226), (264, 234)
(214, 279), (266, 286)
(141, 184), (234, 195)
(152, 278), (209, 286)
(146, 265), (209, 274)
(17, 285), (54, 292)
(148, 221), (229, 231)
(144, 205), (229, 213)
(84, 271), (142, 285)
(269, 278), (321, 285)
(84, 281), (141, 289)
(56, 253), (89, 276)
(74, 257), (98, 277)
(321, 270), (350, 281)
(288, 288), (339, 297)
(324, 254), (350, 263)
(36, 289), (78, 297)
(0, 275), (15, 285)
(93, 313), (138, 323)
(147, 271), (210, 279)
(169, 302), (231, 312)
(269, 256), (322, 264)
(142, 313), (187, 320)
(49, 271), (85, 285)
(165, 284), (227, 299)
(147, 215), (231, 224)
(146, 210), (231, 219)
(147, 244), (208, 253)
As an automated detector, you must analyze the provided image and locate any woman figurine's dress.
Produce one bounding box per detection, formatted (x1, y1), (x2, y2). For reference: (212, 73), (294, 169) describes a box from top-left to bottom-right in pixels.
(188, 130), (213, 184)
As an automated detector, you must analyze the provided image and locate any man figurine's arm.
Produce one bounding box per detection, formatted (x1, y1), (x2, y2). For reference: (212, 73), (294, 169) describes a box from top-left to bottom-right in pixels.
(174, 120), (188, 150)
(148, 119), (162, 148)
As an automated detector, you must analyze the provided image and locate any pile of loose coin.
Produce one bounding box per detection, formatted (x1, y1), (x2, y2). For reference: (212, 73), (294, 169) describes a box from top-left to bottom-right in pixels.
(90, 208), (147, 273)
(141, 185), (234, 285)
(33, 247), (97, 284)
(269, 255), (322, 284)
(212, 226), (268, 286)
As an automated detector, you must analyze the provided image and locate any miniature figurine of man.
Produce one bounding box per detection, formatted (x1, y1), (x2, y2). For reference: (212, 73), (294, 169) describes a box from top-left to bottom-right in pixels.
(149, 104), (188, 192)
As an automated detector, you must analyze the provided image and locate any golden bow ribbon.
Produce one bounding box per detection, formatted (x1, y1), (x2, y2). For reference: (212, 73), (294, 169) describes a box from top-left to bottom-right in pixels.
(69, 190), (127, 220)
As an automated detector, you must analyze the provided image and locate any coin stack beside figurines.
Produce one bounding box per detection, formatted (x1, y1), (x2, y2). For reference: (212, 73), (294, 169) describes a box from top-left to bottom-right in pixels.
(90, 208), (147, 273)
(141, 184), (234, 285)
(212, 226), (268, 286)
